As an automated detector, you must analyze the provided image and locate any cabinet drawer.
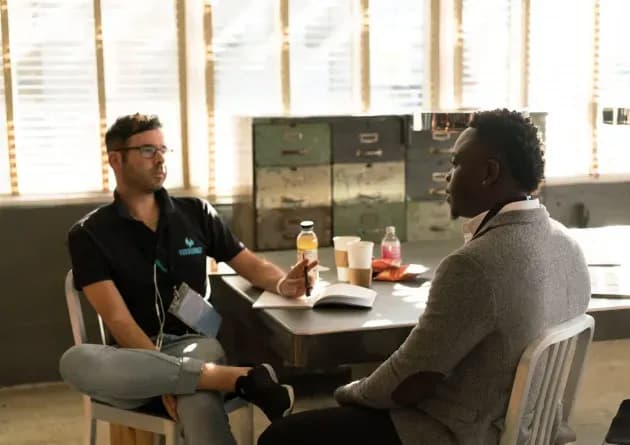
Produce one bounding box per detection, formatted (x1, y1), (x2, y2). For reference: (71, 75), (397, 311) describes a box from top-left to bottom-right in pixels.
(254, 122), (331, 167)
(333, 162), (405, 205)
(331, 116), (405, 163)
(406, 201), (461, 241)
(256, 207), (332, 250)
(333, 202), (406, 243)
(413, 112), (472, 133)
(256, 165), (331, 209)
(406, 129), (460, 201)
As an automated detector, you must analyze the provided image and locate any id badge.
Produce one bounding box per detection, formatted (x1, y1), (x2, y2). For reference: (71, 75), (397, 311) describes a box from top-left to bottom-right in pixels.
(169, 282), (222, 337)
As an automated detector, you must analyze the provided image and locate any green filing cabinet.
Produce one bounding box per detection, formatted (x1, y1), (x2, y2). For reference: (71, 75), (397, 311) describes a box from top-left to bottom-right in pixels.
(330, 115), (406, 241)
(256, 207), (332, 250)
(332, 162), (405, 205)
(333, 201), (406, 243)
(255, 165), (331, 209)
(406, 200), (461, 241)
(254, 122), (331, 167)
(253, 118), (333, 249)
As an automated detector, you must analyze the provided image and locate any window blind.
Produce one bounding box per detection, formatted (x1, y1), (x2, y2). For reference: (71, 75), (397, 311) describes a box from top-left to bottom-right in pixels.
(596, 0), (630, 175)
(528, 0), (595, 178)
(289, 0), (360, 114)
(460, 0), (520, 109)
(369, 0), (425, 113)
(0, 6), (10, 195)
(8, 0), (101, 194)
(101, 0), (183, 189)
(212, 0), (281, 198)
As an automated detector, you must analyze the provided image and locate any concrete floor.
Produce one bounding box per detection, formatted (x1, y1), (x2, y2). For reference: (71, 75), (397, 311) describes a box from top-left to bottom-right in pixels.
(1, 339), (628, 445)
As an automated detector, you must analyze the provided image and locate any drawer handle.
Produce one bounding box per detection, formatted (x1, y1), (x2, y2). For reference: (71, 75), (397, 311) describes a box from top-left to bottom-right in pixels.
(429, 188), (448, 196)
(359, 132), (379, 144)
(282, 233), (296, 240)
(357, 193), (382, 202)
(282, 130), (304, 141)
(431, 131), (452, 142)
(281, 196), (304, 205)
(429, 225), (448, 232)
(429, 147), (452, 155)
(432, 172), (449, 183)
(360, 228), (382, 235)
(356, 148), (383, 157)
(282, 148), (309, 156)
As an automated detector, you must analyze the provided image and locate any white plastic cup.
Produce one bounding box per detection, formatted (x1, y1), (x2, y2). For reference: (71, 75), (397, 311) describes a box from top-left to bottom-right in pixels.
(333, 236), (361, 282)
(347, 241), (374, 287)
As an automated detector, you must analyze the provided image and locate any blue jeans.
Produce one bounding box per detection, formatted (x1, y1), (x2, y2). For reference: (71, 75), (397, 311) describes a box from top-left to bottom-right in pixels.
(59, 334), (236, 445)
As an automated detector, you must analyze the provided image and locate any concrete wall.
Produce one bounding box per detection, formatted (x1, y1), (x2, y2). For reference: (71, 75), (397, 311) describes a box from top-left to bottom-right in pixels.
(0, 182), (628, 386)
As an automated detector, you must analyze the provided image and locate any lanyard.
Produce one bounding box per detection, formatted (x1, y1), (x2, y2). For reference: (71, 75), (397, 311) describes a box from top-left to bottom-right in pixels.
(473, 195), (531, 237)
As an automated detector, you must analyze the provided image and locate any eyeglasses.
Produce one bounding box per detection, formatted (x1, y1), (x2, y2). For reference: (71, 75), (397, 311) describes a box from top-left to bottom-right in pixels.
(113, 144), (173, 159)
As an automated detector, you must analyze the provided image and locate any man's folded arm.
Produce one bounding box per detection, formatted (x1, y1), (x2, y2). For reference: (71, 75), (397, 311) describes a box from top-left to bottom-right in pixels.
(335, 253), (497, 409)
(82, 280), (156, 350)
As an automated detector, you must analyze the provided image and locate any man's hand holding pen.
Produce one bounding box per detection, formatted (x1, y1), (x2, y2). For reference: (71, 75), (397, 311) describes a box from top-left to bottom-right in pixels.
(276, 258), (319, 298)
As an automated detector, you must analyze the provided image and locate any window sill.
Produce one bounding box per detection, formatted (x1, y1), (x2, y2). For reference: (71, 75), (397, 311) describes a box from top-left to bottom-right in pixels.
(543, 174), (630, 186)
(0, 187), (247, 208)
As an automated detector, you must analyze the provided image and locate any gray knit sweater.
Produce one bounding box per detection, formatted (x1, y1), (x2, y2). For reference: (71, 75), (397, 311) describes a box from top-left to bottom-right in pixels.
(334, 207), (590, 445)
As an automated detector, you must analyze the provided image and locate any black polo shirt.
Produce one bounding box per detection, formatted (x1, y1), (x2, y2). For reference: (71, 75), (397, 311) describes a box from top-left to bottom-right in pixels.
(67, 188), (244, 338)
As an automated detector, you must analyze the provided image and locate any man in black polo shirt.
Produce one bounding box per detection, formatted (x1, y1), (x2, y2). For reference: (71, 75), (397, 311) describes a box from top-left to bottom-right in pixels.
(59, 113), (316, 445)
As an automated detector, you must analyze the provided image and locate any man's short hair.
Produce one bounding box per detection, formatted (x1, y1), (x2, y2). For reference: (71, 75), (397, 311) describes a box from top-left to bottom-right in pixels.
(469, 109), (545, 193)
(105, 113), (162, 152)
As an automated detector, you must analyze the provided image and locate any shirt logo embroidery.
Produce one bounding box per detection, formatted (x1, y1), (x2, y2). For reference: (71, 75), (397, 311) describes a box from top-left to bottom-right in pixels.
(179, 237), (203, 256)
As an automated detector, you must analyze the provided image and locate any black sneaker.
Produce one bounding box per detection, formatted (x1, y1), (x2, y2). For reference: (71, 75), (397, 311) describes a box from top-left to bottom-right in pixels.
(235, 363), (294, 421)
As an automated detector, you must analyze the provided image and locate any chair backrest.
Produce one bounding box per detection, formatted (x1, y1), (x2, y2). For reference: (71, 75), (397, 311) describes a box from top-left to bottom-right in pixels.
(64, 269), (108, 346)
(500, 313), (595, 445)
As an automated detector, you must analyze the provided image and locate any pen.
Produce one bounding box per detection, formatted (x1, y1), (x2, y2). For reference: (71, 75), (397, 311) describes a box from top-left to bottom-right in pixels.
(304, 265), (311, 297)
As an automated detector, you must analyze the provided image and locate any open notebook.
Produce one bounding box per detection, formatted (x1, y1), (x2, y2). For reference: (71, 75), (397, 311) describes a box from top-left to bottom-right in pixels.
(253, 283), (377, 309)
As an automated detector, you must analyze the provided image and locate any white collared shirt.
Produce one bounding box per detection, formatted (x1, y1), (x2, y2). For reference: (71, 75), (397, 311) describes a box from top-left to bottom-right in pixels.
(462, 198), (541, 244)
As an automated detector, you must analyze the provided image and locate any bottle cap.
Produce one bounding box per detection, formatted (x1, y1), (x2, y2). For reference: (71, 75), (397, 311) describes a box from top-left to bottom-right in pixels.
(385, 225), (396, 234)
(300, 220), (314, 230)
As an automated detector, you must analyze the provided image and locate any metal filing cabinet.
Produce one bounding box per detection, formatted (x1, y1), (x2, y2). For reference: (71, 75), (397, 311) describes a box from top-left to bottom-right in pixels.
(255, 122), (331, 167)
(405, 112), (471, 202)
(406, 200), (461, 241)
(331, 116), (407, 242)
(405, 112), (472, 241)
(331, 116), (405, 164)
(333, 162), (405, 205)
(253, 118), (332, 250)
(256, 207), (332, 250)
(334, 201), (406, 243)
(256, 165), (331, 209)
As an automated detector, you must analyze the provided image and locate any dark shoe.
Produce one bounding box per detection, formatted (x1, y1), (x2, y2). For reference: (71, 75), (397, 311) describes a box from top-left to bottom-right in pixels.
(235, 363), (294, 421)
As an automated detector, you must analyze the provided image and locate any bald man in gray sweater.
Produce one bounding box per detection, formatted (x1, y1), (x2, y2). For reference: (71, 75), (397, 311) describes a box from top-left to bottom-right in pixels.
(259, 110), (590, 445)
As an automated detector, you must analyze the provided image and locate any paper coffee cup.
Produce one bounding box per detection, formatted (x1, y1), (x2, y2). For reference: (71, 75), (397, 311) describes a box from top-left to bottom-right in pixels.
(333, 236), (361, 282)
(347, 241), (374, 287)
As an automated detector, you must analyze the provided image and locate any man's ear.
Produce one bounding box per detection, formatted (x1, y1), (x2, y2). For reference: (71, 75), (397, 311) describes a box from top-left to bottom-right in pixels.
(108, 151), (119, 170)
(483, 158), (501, 186)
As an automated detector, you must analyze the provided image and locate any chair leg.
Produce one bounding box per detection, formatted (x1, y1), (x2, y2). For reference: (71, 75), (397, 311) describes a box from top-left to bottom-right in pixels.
(242, 404), (254, 445)
(164, 429), (176, 445)
(89, 418), (97, 445)
(134, 430), (154, 445)
(231, 404), (254, 445)
(83, 396), (94, 445)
